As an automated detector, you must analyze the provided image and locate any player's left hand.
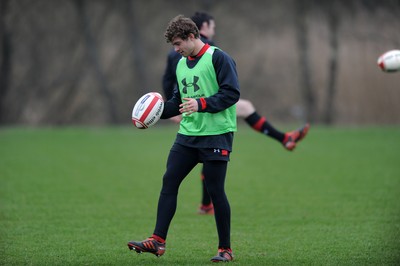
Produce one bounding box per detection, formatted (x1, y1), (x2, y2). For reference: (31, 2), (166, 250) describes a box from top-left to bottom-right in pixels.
(180, 98), (198, 115)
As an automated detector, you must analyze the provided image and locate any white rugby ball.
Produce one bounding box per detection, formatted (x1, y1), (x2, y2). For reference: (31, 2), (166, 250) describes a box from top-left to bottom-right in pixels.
(131, 92), (164, 129)
(377, 50), (400, 72)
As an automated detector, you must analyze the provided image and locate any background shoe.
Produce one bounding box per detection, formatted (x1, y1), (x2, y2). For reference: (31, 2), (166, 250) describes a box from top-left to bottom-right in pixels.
(283, 123), (310, 151)
(198, 203), (214, 215)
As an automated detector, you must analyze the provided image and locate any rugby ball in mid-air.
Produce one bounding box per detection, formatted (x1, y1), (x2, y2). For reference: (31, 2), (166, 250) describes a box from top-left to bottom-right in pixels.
(377, 50), (400, 73)
(132, 92), (164, 129)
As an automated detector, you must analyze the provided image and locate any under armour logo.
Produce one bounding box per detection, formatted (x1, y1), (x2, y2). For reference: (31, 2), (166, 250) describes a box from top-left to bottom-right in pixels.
(181, 76), (200, 94)
(214, 149), (220, 153)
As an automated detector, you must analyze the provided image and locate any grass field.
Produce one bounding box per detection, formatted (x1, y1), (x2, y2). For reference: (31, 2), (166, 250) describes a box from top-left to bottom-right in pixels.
(1, 124), (399, 265)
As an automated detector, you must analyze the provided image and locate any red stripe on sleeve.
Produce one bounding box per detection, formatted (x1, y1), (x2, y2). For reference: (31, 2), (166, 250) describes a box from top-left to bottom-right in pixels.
(199, 98), (207, 110)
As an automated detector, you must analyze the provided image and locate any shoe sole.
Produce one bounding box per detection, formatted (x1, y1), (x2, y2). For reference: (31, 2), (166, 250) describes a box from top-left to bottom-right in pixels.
(128, 243), (143, 254)
(297, 123), (310, 142)
(127, 243), (164, 257)
(211, 258), (232, 262)
(198, 210), (214, 215)
(211, 257), (233, 262)
(211, 253), (233, 262)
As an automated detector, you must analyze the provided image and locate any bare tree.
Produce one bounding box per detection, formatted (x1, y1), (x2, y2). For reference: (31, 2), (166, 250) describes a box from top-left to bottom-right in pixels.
(122, 0), (148, 96)
(323, 2), (340, 124)
(74, 0), (118, 124)
(0, 0), (11, 122)
(295, 0), (317, 123)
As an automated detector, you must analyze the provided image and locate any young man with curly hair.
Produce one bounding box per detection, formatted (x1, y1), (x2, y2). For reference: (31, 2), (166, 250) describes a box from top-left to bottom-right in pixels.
(128, 15), (238, 262)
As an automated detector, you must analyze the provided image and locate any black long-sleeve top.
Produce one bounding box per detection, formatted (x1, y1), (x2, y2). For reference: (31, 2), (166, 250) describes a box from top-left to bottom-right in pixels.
(160, 39), (240, 151)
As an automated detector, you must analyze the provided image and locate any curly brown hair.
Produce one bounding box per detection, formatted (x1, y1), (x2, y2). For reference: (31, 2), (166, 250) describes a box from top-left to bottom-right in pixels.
(164, 15), (200, 43)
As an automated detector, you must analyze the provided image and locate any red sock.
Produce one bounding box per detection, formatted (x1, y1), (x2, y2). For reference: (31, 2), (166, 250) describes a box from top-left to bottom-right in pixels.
(152, 234), (165, 243)
(282, 133), (290, 143)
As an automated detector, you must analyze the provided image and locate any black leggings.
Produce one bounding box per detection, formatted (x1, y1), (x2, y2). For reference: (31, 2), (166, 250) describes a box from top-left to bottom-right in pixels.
(153, 147), (231, 248)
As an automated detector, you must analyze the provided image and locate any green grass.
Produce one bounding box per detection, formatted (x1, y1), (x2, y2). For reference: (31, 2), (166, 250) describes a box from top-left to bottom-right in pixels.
(1, 124), (399, 265)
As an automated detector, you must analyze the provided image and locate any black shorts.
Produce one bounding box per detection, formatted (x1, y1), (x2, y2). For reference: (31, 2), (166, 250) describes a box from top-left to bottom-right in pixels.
(170, 143), (230, 162)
